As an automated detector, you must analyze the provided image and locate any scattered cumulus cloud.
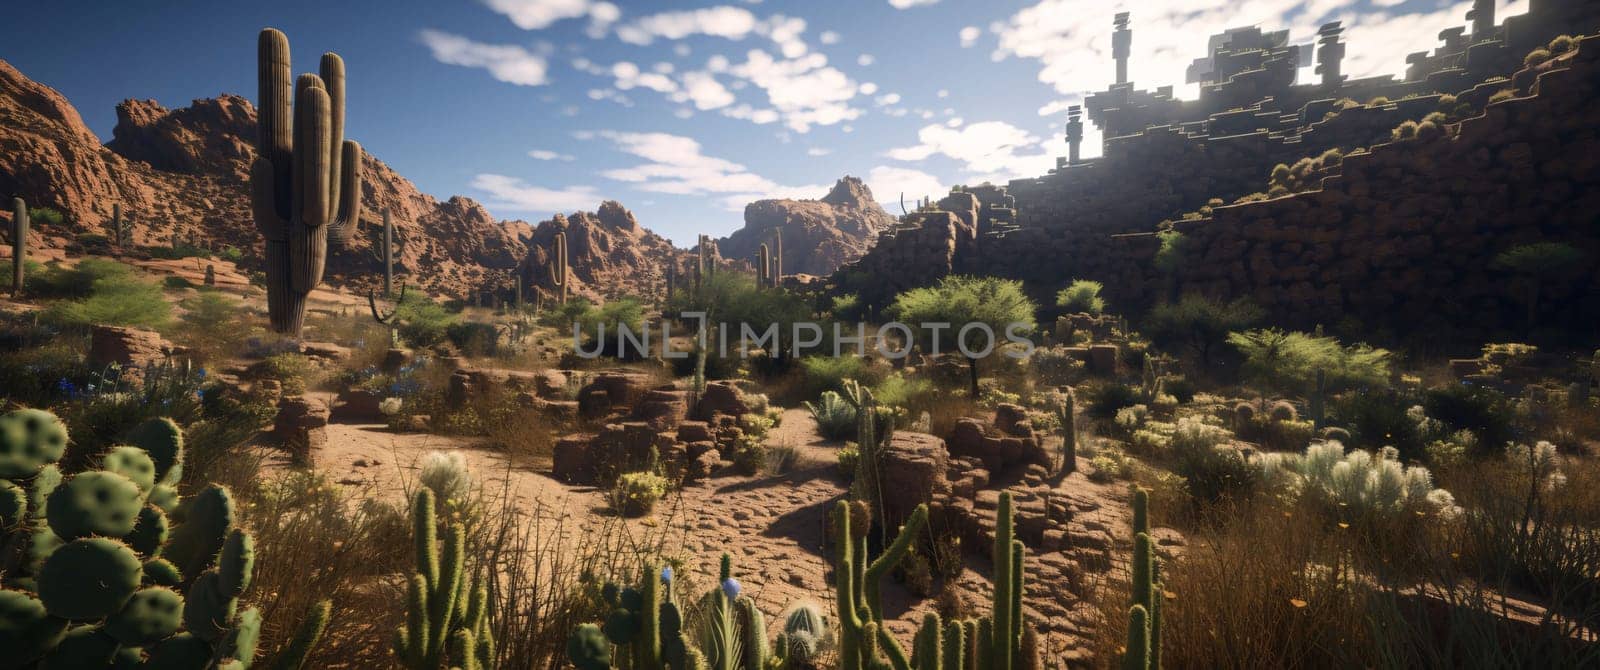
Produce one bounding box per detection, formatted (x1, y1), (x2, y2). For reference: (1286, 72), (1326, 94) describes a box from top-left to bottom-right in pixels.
(470, 174), (600, 212)
(888, 0), (939, 8)
(419, 29), (548, 86)
(589, 131), (827, 210)
(528, 149), (576, 161)
(887, 120), (1055, 180)
(959, 26), (981, 48)
(819, 30), (841, 44)
(484, 0), (620, 37)
(807, 147), (832, 156)
(729, 50), (861, 132)
(857, 54), (875, 66)
(865, 166), (943, 209)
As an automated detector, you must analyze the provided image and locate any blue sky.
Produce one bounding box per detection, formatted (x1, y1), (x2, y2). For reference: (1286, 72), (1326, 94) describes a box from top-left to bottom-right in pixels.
(1, 0), (1525, 243)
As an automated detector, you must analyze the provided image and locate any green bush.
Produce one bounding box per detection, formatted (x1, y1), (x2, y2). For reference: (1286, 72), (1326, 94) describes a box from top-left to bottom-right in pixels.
(447, 321), (501, 357)
(608, 471), (669, 517)
(395, 293), (458, 347)
(1228, 328), (1391, 395)
(1086, 382), (1142, 420)
(798, 355), (879, 398)
(1144, 295), (1262, 368)
(1524, 48), (1553, 68)
(42, 260), (171, 330)
(872, 373), (935, 410)
(1332, 389), (1427, 460)
(1423, 384), (1517, 456)
(1056, 279), (1106, 314)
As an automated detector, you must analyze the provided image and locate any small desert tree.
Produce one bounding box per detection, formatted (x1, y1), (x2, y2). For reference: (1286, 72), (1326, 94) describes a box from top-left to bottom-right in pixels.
(1492, 242), (1584, 330)
(1056, 279), (1106, 314)
(888, 275), (1037, 396)
(1144, 294), (1263, 369)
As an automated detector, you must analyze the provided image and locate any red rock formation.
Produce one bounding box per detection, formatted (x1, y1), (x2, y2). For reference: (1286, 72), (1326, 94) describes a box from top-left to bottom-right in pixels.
(718, 176), (894, 277)
(518, 200), (694, 302)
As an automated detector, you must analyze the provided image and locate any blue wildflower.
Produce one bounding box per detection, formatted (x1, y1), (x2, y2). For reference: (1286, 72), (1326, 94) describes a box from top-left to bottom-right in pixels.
(661, 566), (674, 584)
(721, 578), (741, 601)
(195, 368), (207, 379)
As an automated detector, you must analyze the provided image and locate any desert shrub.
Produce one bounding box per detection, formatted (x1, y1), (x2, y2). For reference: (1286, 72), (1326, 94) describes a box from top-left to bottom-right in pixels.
(419, 450), (475, 507)
(1056, 279), (1105, 314)
(806, 390), (857, 444)
(1144, 294), (1262, 369)
(1235, 192), (1269, 203)
(1085, 381), (1142, 420)
(1390, 120), (1419, 141)
(1366, 96), (1390, 106)
(1488, 89), (1515, 104)
(1114, 404), (1151, 435)
(1167, 416), (1254, 503)
(1331, 389), (1427, 459)
(1030, 346), (1086, 386)
(445, 320), (500, 357)
(887, 275), (1038, 396)
(609, 471), (670, 517)
(1153, 229), (1186, 274)
(569, 297), (648, 358)
(395, 292), (459, 347)
(830, 293), (864, 321)
(1422, 383), (1518, 455)
(218, 245), (246, 263)
(1228, 328), (1390, 395)
(33, 259), (171, 329)
(1524, 48), (1553, 68)
(1548, 34), (1577, 54)
(1258, 442), (1457, 518)
(176, 290), (242, 361)
(872, 372), (935, 410)
(798, 355), (879, 398)
(766, 442), (803, 474)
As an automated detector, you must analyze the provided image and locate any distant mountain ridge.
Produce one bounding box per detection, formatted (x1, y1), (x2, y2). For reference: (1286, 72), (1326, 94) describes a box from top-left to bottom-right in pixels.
(717, 176), (896, 278)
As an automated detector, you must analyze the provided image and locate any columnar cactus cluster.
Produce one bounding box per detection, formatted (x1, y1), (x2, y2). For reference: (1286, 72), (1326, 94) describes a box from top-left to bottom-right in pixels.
(394, 488), (495, 670)
(756, 231), (784, 289)
(550, 231), (569, 305)
(251, 27), (364, 335)
(1123, 488), (1163, 670)
(0, 409), (325, 668)
(10, 197), (27, 296)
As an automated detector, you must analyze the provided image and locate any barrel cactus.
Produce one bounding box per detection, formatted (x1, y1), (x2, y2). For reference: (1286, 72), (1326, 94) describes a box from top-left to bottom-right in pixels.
(0, 409), (328, 669)
(251, 27), (364, 335)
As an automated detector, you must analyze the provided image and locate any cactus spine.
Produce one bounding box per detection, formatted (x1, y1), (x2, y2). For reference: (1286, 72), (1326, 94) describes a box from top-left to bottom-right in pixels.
(251, 28), (364, 335)
(10, 197), (26, 296)
(394, 487), (494, 669)
(550, 231), (569, 305)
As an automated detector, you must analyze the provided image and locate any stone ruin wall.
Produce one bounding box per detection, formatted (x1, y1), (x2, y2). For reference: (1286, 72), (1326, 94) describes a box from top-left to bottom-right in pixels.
(838, 3), (1600, 340)
(1073, 40), (1600, 339)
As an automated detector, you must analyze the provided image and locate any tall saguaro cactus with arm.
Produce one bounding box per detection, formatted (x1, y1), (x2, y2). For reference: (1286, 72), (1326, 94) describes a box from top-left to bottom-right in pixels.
(549, 231), (569, 305)
(251, 28), (363, 335)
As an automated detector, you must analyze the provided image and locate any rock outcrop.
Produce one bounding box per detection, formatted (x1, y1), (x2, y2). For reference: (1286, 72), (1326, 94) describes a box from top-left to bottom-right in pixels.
(718, 177), (894, 277)
(518, 201), (694, 302)
(0, 58), (528, 298)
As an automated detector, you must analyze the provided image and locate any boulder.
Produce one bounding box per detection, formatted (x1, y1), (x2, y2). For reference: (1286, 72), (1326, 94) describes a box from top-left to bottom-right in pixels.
(1087, 344), (1119, 374)
(552, 434), (596, 483)
(332, 388), (385, 422)
(633, 387), (689, 430)
(880, 432), (950, 530)
(299, 341), (350, 362)
(694, 380), (749, 420)
(273, 395), (330, 464)
(89, 324), (174, 370)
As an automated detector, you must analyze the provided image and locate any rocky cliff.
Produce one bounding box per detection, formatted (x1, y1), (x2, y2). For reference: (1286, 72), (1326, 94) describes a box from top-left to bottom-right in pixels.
(717, 176), (894, 277)
(519, 200), (697, 303)
(0, 58), (528, 297)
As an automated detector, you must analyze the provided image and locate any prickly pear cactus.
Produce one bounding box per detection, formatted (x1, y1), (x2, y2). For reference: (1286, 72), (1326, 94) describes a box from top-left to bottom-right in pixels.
(0, 410), (271, 669)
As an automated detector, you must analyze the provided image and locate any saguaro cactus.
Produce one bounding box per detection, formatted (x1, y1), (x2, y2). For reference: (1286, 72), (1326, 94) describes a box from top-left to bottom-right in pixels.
(10, 197), (27, 295)
(549, 231), (568, 305)
(757, 243), (772, 288)
(1124, 488), (1162, 670)
(251, 28), (363, 335)
(832, 499), (929, 670)
(109, 202), (130, 247)
(771, 230), (782, 287)
(1057, 391), (1077, 474)
(371, 209), (396, 298)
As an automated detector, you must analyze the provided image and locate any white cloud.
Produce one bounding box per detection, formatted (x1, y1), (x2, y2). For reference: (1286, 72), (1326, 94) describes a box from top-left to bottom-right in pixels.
(419, 30), (548, 86)
(888, 0), (939, 8)
(728, 50), (861, 132)
(819, 30), (841, 44)
(887, 120), (1055, 179)
(959, 26), (981, 47)
(611, 61), (679, 92)
(590, 131), (825, 211)
(616, 6), (759, 44)
(1037, 99), (1077, 116)
(946, 117), (963, 127)
(865, 166), (943, 209)
(857, 54), (876, 66)
(858, 82), (879, 95)
(991, 0), (1500, 99)
(675, 71), (736, 110)
(483, 0), (619, 38)
(470, 174), (599, 212)
(720, 104), (781, 124)
(528, 149), (576, 161)
(874, 93), (901, 106)
(807, 147), (832, 156)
